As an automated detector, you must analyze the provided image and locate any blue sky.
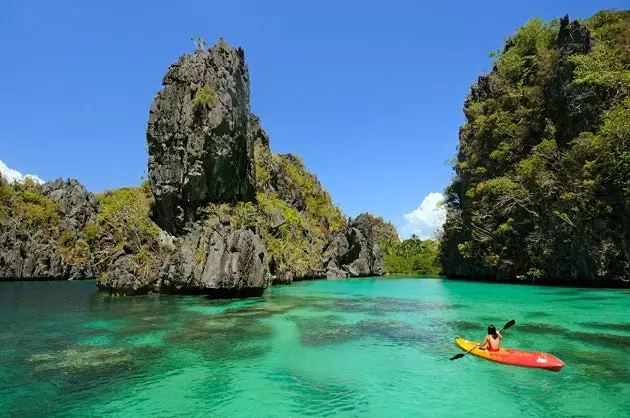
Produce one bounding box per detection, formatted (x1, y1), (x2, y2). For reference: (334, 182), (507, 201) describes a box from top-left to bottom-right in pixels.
(1, 0), (626, 238)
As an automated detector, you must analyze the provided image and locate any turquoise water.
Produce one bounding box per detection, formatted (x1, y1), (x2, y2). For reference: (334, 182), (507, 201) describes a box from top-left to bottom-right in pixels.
(1, 279), (629, 417)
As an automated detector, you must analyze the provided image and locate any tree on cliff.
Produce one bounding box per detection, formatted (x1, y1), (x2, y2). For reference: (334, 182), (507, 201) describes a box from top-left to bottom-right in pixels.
(440, 10), (630, 286)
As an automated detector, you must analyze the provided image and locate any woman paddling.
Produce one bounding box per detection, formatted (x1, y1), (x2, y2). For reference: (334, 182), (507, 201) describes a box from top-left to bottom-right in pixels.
(479, 324), (502, 352)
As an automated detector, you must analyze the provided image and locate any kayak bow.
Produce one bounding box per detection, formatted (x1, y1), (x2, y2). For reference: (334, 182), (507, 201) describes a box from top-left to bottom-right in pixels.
(455, 337), (565, 372)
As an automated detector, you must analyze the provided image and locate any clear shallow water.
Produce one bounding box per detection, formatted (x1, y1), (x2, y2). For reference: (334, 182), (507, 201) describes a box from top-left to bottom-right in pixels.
(1, 279), (629, 417)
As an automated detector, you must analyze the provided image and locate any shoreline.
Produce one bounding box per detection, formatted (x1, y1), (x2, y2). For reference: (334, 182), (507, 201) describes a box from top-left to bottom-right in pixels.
(442, 275), (630, 290)
(2, 274), (628, 290)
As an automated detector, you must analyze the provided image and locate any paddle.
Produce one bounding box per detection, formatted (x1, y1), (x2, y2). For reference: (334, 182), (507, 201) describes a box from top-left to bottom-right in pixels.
(449, 319), (516, 361)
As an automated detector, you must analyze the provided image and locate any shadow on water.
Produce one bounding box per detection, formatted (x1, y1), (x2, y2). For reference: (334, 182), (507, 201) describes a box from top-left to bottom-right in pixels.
(357, 319), (435, 346)
(517, 323), (567, 335)
(535, 288), (591, 296)
(305, 296), (465, 315)
(16, 342), (167, 416)
(289, 314), (362, 347)
(442, 320), (484, 334)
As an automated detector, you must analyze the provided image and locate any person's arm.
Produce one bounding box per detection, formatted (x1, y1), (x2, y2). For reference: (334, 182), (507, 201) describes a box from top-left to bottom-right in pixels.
(496, 331), (502, 340)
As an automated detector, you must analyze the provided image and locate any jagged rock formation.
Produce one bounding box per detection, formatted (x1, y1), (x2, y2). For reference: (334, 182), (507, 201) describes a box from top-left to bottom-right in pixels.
(1, 39), (390, 296)
(324, 214), (386, 278)
(253, 119), (387, 284)
(100, 221), (269, 296)
(364, 213), (400, 244)
(43, 179), (99, 233)
(0, 178), (97, 280)
(148, 39), (255, 234)
(98, 39), (269, 296)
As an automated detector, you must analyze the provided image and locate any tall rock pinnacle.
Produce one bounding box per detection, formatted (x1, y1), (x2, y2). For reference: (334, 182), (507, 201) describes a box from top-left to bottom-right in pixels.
(147, 39), (255, 234)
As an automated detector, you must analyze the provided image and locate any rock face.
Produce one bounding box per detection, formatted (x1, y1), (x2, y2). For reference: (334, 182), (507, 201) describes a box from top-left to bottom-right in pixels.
(0, 178), (97, 280)
(95, 39), (270, 296)
(99, 222), (269, 296)
(324, 214), (386, 279)
(148, 39), (255, 234)
(42, 179), (99, 233)
(440, 11), (630, 287)
(252, 118), (388, 283)
(1, 39), (389, 297)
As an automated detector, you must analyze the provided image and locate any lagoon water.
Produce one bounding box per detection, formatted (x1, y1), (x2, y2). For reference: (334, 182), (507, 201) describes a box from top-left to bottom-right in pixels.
(1, 278), (628, 417)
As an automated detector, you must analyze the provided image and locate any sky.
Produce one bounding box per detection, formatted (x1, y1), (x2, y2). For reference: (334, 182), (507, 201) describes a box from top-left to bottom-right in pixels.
(1, 0), (626, 238)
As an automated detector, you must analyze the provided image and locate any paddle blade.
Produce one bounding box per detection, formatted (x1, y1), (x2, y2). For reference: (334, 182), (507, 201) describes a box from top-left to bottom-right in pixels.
(502, 319), (516, 331)
(449, 353), (465, 361)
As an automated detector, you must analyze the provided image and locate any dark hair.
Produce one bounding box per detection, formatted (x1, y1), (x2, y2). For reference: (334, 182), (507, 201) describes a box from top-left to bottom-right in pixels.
(488, 325), (498, 338)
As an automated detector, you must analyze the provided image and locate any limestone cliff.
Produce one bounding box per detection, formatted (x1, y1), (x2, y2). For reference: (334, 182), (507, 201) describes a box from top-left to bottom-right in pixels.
(440, 11), (630, 286)
(0, 39), (392, 296)
(253, 120), (386, 283)
(99, 39), (269, 296)
(148, 39), (255, 234)
(0, 178), (97, 280)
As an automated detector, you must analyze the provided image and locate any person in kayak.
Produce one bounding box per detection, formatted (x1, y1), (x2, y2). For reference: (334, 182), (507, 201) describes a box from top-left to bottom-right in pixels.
(479, 324), (502, 352)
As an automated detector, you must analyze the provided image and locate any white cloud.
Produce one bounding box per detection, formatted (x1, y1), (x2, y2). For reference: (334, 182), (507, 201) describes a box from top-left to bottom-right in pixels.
(0, 160), (44, 184)
(400, 192), (446, 239)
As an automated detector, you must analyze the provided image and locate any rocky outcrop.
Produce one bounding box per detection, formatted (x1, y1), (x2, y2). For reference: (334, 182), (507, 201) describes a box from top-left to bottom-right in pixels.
(148, 39), (255, 234)
(324, 214), (386, 279)
(1, 39), (389, 297)
(42, 179), (99, 233)
(440, 11), (630, 287)
(250, 114), (270, 148)
(93, 39), (270, 296)
(365, 213), (400, 243)
(165, 222), (268, 296)
(98, 221), (269, 296)
(252, 112), (388, 283)
(0, 178), (96, 280)
(92, 39), (272, 297)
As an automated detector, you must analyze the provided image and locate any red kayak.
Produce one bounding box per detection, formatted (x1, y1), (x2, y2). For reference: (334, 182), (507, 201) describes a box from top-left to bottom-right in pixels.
(455, 337), (565, 372)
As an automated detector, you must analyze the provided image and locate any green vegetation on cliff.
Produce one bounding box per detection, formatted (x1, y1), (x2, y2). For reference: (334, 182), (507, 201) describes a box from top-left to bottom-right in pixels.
(192, 142), (351, 280)
(254, 144), (347, 279)
(364, 214), (400, 244)
(0, 178), (95, 275)
(90, 182), (162, 279)
(0, 177), (164, 281)
(0, 179), (60, 231)
(192, 86), (217, 107)
(364, 214), (439, 276)
(441, 10), (630, 285)
(381, 237), (440, 276)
